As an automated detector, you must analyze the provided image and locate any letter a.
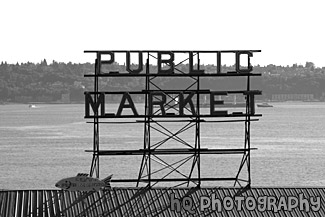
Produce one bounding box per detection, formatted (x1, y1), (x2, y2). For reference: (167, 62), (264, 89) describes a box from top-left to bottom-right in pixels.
(116, 93), (138, 116)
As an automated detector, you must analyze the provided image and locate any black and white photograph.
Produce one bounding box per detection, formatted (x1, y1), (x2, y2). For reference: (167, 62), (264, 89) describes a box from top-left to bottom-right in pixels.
(0, 0), (324, 216)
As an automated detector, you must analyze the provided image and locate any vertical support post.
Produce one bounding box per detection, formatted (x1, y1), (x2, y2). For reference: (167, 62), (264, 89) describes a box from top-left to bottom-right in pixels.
(246, 74), (251, 186)
(217, 51), (221, 74)
(147, 54), (151, 187)
(90, 53), (100, 178)
(196, 52), (201, 187)
(137, 53), (151, 187)
(234, 54), (253, 188)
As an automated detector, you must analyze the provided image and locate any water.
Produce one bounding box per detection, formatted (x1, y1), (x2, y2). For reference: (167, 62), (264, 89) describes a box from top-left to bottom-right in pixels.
(0, 102), (325, 189)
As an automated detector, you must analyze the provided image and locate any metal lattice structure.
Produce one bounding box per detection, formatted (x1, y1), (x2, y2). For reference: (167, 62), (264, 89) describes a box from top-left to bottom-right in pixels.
(84, 50), (262, 189)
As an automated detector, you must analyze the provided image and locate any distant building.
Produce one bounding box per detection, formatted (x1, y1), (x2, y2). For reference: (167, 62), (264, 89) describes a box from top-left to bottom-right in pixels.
(271, 94), (314, 101)
(14, 96), (33, 103)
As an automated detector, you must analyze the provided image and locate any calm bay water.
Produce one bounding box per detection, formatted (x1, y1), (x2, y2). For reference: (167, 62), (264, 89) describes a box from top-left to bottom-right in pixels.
(0, 102), (325, 189)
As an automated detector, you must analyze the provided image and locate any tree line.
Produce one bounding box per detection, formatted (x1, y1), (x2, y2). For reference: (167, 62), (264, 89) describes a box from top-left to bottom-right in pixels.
(0, 60), (325, 103)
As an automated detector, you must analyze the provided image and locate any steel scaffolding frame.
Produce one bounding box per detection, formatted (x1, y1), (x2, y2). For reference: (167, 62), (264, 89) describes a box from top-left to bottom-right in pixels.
(84, 50), (261, 189)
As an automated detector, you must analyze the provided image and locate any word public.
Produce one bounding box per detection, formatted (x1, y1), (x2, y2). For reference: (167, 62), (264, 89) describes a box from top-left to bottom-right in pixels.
(84, 50), (261, 75)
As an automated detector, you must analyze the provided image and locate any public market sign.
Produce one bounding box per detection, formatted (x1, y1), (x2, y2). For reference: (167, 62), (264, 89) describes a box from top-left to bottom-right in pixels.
(84, 50), (261, 118)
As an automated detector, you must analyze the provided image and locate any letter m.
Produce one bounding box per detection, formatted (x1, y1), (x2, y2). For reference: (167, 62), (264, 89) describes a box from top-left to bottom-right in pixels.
(85, 92), (105, 117)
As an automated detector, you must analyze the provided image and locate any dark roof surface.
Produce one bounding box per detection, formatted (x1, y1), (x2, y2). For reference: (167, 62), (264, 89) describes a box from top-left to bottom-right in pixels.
(1, 187), (324, 216)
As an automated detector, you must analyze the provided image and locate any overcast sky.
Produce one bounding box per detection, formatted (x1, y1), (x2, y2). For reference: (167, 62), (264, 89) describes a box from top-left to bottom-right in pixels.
(1, 0), (324, 67)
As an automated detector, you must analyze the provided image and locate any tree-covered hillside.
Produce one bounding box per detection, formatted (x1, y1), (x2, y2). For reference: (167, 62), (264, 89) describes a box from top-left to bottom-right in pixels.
(1, 60), (325, 103)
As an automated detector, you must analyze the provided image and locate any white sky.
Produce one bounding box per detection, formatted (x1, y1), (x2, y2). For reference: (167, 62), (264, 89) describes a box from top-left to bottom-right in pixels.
(1, 0), (324, 67)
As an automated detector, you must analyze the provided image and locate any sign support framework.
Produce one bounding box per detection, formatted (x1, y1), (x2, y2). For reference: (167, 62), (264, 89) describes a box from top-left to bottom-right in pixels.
(84, 50), (262, 189)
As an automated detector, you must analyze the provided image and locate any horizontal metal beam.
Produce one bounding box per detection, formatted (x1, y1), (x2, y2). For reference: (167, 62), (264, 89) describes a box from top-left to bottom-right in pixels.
(84, 73), (261, 77)
(85, 114), (262, 119)
(85, 148), (257, 155)
(110, 177), (237, 183)
(84, 50), (262, 53)
(85, 90), (262, 95)
(86, 119), (260, 124)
